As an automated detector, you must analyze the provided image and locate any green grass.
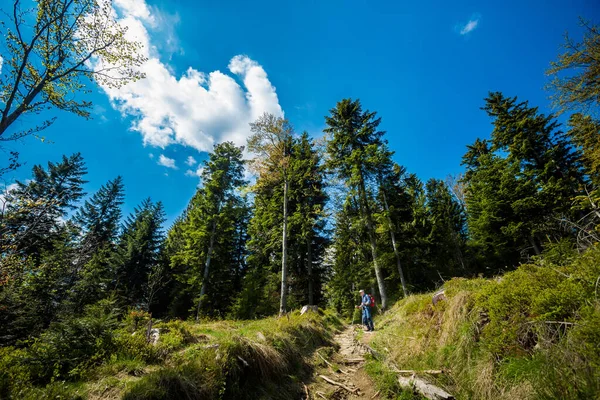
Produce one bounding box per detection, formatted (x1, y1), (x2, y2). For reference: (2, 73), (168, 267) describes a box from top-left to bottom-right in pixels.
(368, 247), (600, 399)
(1, 309), (342, 399)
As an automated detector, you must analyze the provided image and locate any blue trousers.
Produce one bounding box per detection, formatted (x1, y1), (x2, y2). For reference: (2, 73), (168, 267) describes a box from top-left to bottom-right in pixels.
(362, 306), (374, 331)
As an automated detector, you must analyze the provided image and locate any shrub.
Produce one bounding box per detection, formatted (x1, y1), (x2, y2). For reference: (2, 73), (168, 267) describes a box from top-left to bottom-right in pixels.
(27, 298), (120, 381)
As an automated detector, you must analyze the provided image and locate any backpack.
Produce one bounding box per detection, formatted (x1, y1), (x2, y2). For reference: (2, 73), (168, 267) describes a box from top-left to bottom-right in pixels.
(368, 294), (376, 308)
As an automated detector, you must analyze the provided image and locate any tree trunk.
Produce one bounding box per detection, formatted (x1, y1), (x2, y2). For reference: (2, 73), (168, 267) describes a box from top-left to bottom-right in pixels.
(381, 189), (408, 298)
(359, 175), (388, 310)
(529, 236), (541, 256)
(196, 217), (217, 321)
(280, 179), (289, 315)
(307, 234), (314, 305)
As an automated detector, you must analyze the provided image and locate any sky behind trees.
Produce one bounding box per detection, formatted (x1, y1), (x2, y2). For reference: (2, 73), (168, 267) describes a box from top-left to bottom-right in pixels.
(2, 0), (598, 225)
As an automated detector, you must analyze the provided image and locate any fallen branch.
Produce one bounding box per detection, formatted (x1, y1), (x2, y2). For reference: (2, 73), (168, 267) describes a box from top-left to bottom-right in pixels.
(356, 341), (382, 360)
(316, 392), (327, 400)
(371, 390), (381, 399)
(396, 369), (444, 375)
(316, 350), (335, 369)
(342, 357), (365, 364)
(303, 383), (309, 400)
(397, 375), (454, 400)
(319, 375), (359, 394)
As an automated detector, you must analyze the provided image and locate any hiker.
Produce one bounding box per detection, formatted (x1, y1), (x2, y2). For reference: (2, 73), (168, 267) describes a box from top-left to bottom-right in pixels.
(356, 289), (375, 332)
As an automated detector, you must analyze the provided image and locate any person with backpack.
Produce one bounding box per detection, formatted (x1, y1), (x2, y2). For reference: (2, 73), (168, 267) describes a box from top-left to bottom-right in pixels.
(356, 289), (375, 332)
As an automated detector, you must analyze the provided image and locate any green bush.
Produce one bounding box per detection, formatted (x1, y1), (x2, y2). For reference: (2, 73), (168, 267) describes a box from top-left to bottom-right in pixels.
(0, 347), (31, 398)
(27, 299), (120, 381)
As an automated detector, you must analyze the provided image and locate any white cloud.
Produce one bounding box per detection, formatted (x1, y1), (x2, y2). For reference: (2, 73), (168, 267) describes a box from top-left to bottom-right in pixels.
(149, 153), (154, 159)
(0, 182), (19, 207)
(458, 14), (480, 35)
(96, 1), (283, 154)
(0, 56), (3, 73)
(185, 156), (197, 166)
(158, 154), (177, 169)
(185, 165), (204, 178)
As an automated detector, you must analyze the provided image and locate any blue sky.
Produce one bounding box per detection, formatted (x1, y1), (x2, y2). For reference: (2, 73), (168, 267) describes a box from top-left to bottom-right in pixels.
(3, 0), (599, 226)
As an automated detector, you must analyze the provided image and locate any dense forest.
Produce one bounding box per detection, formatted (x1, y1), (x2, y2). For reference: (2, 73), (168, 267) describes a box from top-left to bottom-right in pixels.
(0, 1), (599, 398)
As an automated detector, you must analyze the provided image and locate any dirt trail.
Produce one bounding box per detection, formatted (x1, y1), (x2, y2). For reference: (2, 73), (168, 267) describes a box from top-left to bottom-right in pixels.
(307, 325), (379, 399)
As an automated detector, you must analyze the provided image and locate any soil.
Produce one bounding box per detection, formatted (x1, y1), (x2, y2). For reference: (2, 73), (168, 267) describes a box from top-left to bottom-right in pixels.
(306, 325), (380, 399)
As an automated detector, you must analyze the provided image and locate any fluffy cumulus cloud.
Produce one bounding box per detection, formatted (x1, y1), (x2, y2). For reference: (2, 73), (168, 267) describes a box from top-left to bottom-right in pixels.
(457, 14), (481, 35)
(158, 154), (177, 169)
(96, 0), (283, 153)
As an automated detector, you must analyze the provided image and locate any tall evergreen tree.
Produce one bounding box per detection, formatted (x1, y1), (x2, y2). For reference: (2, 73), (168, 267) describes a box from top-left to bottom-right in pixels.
(67, 177), (125, 310)
(325, 98), (393, 309)
(425, 179), (468, 276)
(1, 153), (87, 259)
(168, 142), (248, 318)
(288, 132), (329, 306)
(73, 177), (124, 261)
(376, 163), (412, 297)
(113, 199), (166, 307)
(463, 93), (585, 268)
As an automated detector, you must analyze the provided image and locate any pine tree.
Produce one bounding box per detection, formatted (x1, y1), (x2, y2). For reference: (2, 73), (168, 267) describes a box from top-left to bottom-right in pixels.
(463, 93), (585, 268)
(325, 98), (393, 309)
(376, 163), (413, 297)
(425, 179), (467, 277)
(1, 153), (87, 259)
(73, 177), (124, 261)
(113, 199), (166, 307)
(288, 132), (329, 306)
(168, 142), (247, 318)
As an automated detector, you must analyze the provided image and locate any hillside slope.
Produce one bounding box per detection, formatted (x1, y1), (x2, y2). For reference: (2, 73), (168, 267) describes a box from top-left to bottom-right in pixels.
(0, 310), (344, 399)
(366, 248), (600, 399)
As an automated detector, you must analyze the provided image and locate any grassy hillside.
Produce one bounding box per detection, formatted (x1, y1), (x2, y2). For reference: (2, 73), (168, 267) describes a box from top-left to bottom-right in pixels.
(366, 247), (600, 399)
(0, 310), (343, 399)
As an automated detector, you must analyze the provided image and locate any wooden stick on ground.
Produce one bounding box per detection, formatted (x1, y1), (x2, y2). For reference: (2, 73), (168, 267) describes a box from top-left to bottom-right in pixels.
(316, 351), (335, 369)
(316, 392), (327, 400)
(319, 375), (359, 394)
(371, 390), (381, 399)
(342, 357), (365, 364)
(396, 369), (444, 375)
(303, 383), (309, 400)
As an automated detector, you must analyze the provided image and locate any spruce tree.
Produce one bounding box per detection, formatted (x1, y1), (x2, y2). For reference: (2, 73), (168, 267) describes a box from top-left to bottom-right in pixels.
(325, 98), (393, 309)
(2, 153), (87, 259)
(113, 199), (166, 307)
(168, 142), (247, 318)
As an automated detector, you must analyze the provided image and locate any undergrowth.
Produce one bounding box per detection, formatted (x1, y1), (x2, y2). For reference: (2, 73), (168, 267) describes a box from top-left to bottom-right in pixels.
(369, 246), (600, 399)
(0, 309), (342, 399)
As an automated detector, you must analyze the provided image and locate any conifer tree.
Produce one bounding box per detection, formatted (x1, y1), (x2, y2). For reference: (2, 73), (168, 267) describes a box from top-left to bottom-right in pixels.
(325, 98), (393, 309)
(113, 199), (166, 307)
(168, 142), (247, 318)
(1, 153), (87, 259)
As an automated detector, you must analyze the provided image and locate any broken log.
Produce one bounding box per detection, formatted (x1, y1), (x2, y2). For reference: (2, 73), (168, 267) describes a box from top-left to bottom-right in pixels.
(397, 375), (454, 400)
(319, 375), (359, 394)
